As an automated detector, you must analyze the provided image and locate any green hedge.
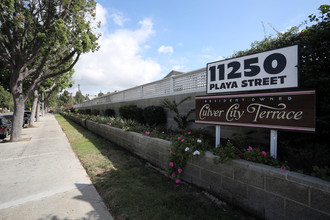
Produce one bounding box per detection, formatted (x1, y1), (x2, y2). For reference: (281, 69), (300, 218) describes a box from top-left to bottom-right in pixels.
(104, 109), (115, 117)
(143, 105), (166, 126)
(119, 105), (144, 124)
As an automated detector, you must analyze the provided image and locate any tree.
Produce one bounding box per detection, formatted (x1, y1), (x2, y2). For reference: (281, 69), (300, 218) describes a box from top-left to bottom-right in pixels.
(98, 91), (104, 97)
(29, 70), (74, 125)
(0, 85), (13, 112)
(75, 90), (85, 104)
(57, 90), (72, 108)
(0, 0), (100, 141)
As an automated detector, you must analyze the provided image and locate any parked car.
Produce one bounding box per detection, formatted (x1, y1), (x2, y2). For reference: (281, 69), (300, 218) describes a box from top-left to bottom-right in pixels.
(0, 116), (12, 139)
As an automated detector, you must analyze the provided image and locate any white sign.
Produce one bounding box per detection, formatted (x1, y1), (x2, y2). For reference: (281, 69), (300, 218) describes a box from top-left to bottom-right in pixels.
(206, 45), (299, 94)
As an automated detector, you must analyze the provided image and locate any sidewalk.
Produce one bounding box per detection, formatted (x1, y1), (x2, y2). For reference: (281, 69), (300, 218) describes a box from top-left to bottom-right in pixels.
(0, 114), (113, 220)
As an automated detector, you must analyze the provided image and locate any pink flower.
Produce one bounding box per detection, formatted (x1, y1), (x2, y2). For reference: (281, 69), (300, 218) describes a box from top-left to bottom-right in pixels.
(170, 150), (172, 154)
(169, 162), (174, 167)
(177, 137), (181, 140)
(178, 169), (182, 173)
(120, 124), (123, 127)
(181, 139), (185, 142)
(262, 151), (267, 156)
(171, 172), (176, 177)
(145, 131), (150, 136)
(107, 123), (112, 125)
(280, 166), (286, 171)
(187, 131), (191, 135)
(248, 146), (253, 151)
(175, 179), (181, 183)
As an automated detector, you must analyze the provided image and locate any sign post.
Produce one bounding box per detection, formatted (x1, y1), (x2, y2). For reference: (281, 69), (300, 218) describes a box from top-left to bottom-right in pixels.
(215, 126), (221, 148)
(270, 129), (278, 158)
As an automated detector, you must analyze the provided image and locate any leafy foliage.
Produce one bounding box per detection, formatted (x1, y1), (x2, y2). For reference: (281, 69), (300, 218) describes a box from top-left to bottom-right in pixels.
(0, 85), (13, 111)
(91, 109), (100, 116)
(162, 96), (194, 130)
(75, 90), (85, 104)
(104, 109), (116, 117)
(241, 146), (288, 169)
(212, 141), (239, 164)
(0, 0), (100, 140)
(57, 90), (73, 107)
(142, 105), (166, 126)
(119, 105), (145, 124)
(168, 133), (209, 182)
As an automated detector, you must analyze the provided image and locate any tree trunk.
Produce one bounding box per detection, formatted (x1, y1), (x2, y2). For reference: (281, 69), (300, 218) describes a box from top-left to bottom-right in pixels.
(36, 101), (40, 122)
(10, 95), (25, 141)
(30, 89), (38, 126)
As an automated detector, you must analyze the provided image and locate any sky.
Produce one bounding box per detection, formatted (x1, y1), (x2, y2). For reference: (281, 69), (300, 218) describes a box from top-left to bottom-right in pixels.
(70, 0), (328, 96)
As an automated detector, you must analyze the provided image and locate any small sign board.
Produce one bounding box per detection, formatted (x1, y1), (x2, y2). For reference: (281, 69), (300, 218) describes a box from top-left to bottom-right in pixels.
(195, 90), (315, 132)
(206, 45), (299, 94)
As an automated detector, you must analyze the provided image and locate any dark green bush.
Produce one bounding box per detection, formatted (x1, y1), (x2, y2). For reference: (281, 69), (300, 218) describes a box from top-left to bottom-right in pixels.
(91, 109), (100, 116)
(143, 105), (166, 126)
(119, 105), (144, 124)
(85, 109), (91, 115)
(104, 109), (116, 117)
(79, 109), (88, 115)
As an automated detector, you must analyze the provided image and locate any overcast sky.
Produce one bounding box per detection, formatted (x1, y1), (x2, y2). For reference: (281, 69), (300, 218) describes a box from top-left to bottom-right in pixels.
(70, 0), (327, 96)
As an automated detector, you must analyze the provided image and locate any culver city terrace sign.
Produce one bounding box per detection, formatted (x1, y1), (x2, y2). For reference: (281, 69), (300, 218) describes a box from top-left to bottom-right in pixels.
(195, 90), (315, 132)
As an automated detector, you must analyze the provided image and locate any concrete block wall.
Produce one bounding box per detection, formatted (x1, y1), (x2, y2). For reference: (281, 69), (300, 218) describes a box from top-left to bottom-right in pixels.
(77, 91), (268, 142)
(79, 91), (205, 130)
(66, 115), (330, 220)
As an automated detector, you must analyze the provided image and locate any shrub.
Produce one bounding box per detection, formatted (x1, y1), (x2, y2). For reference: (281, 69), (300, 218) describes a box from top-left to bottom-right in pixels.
(168, 132), (209, 182)
(85, 109), (91, 115)
(104, 108), (115, 117)
(119, 105), (144, 124)
(212, 140), (239, 164)
(241, 146), (288, 169)
(91, 109), (100, 116)
(162, 96), (194, 130)
(143, 105), (166, 126)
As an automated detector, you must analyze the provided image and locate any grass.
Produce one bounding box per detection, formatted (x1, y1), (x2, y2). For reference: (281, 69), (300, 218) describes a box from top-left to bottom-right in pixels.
(56, 114), (254, 220)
